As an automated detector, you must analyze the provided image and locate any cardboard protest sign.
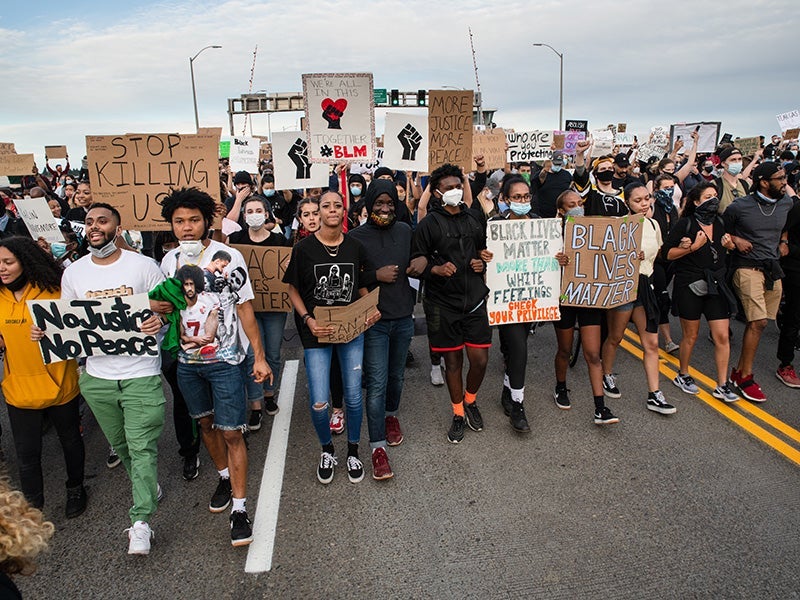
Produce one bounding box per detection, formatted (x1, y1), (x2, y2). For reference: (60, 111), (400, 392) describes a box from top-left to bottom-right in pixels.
(617, 123), (627, 133)
(428, 90), (474, 172)
(228, 136), (259, 173)
(45, 145), (68, 159)
(350, 148), (384, 176)
(197, 127), (222, 139)
(591, 129), (614, 155)
(259, 142), (272, 162)
(777, 109), (800, 132)
(231, 244), (292, 312)
(13, 196), (64, 244)
(271, 131), (329, 189)
(382, 112), (428, 172)
(505, 130), (553, 162)
(86, 132), (219, 230)
(565, 120), (588, 134)
(669, 122), (720, 153)
(303, 73), (375, 163)
(554, 130), (586, 155)
(736, 136), (761, 157)
(783, 128), (799, 141)
(552, 134), (566, 151)
(27, 294), (157, 364)
(472, 128), (506, 169)
(0, 143), (15, 155)
(314, 288), (380, 344)
(486, 218), (562, 325)
(560, 215), (643, 309)
(0, 153), (35, 176)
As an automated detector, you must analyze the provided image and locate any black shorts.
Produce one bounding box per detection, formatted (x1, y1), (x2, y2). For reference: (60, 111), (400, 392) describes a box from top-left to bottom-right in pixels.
(423, 298), (492, 352)
(553, 305), (604, 330)
(672, 285), (729, 321)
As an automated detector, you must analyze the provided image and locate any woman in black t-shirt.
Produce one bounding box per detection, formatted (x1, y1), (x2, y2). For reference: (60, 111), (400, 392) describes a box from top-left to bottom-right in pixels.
(283, 191), (380, 485)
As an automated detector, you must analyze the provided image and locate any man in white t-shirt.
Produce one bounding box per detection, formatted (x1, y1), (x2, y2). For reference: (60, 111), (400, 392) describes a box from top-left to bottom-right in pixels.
(159, 187), (271, 548)
(54, 203), (167, 556)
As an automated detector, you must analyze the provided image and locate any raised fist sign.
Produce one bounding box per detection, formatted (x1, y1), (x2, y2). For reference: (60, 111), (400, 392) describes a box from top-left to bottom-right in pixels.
(398, 123), (422, 161)
(288, 138), (311, 179)
(321, 98), (348, 130)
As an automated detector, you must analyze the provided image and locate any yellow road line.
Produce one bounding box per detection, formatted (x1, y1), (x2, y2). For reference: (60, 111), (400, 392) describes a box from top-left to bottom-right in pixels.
(618, 335), (800, 467)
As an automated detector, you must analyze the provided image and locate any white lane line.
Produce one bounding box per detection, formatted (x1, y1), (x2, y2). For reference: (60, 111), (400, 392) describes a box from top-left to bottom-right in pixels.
(245, 359), (298, 573)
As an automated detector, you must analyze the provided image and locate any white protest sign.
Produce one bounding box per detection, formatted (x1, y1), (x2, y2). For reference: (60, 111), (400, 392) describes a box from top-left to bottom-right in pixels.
(227, 136), (260, 173)
(669, 122), (721, 154)
(650, 126), (669, 147)
(615, 132), (636, 146)
(271, 131), (330, 190)
(350, 148), (384, 175)
(636, 142), (665, 164)
(591, 129), (614, 155)
(302, 73), (375, 163)
(14, 196), (63, 244)
(27, 294), (157, 364)
(506, 130), (553, 162)
(69, 221), (85, 239)
(382, 112), (429, 172)
(486, 219), (563, 325)
(777, 109), (800, 132)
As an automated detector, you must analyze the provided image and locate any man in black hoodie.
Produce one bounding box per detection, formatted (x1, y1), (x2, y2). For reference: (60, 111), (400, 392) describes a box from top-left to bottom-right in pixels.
(349, 180), (415, 479)
(411, 163), (491, 444)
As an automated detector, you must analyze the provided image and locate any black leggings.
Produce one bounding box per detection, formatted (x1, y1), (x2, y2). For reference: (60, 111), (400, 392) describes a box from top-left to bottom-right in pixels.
(330, 350), (344, 409)
(498, 323), (530, 390)
(6, 395), (85, 509)
(652, 260), (673, 326)
(162, 357), (201, 458)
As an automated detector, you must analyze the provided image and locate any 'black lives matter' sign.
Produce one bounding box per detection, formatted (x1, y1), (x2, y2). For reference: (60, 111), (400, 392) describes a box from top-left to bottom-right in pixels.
(28, 294), (157, 364)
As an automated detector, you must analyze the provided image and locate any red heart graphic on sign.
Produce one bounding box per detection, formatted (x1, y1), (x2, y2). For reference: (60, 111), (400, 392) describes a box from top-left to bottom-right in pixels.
(321, 98), (348, 114)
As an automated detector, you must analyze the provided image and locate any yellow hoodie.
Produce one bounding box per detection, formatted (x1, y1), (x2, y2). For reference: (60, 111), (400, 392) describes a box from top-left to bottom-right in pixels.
(0, 285), (79, 409)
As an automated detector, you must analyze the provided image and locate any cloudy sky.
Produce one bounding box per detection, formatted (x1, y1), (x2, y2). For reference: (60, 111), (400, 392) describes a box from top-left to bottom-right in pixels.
(1, 0), (797, 166)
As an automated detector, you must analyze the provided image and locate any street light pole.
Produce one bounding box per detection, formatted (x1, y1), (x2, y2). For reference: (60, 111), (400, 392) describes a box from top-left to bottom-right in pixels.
(190, 45), (222, 132)
(533, 43), (563, 131)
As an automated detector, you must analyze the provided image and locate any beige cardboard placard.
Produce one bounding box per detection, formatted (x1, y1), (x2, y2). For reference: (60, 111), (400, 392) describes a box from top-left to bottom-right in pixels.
(197, 127), (222, 140)
(0, 142), (15, 155)
(45, 145), (68, 159)
(783, 128), (799, 141)
(259, 142), (273, 162)
(560, 215), (643, 309)
(85, 132), (219, 231)
(428, 90), (474, 172)
(736, 136), (761, 157)
(314, 288), (380, 344)
(231, 244), (292, 312)
(552, 134), (566, 151)
(0, 153), (35, 176)
(471, 128), (506, 169)
(617, 123), (627, 133)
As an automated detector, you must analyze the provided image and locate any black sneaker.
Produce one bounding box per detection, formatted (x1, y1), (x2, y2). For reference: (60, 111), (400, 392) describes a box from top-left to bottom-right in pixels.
(182, 455), (200, 481)
(346, 455), (364, 483)
(248, 409), (262, 432)
(106, 447), (121, 469)
(405, 349), (414, 367)
(209, 477), (232, 513)
(463, 402), (484, 432)
(646, 390), (676, 415)
(501, 386), (513, 416)
(264, 396), (279, 416)
(509, 402), (531, 433)
(447, 416), (465, 444)
(65, 484), (87, 519)
(230, 510), (253, 547)
(554, 386), (571, 410)
(602, 373), (622, 399)
(594, 406), (620, 425)
(317, 452), (337, 484)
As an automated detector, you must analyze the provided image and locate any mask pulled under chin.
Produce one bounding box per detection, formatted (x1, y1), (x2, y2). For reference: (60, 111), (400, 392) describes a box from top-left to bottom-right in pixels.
(5, 274), (28, 292)
(89, 237), (117, 259)
(179, 240), (205, 259)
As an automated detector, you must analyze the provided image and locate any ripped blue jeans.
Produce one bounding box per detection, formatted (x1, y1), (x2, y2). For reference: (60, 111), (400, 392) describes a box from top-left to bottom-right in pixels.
(303, 335), (364, 446)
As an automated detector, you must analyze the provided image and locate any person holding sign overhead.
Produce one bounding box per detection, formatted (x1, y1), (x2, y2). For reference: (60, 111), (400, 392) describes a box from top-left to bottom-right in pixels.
(572, 140), (628, 217)
(283, 190), (381, 484)
(0, 236), (87, 518)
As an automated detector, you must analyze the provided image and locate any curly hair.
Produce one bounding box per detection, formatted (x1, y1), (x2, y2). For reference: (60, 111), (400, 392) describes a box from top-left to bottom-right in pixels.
(0, 478), (54, 576)
(0, 237), (63, 292)
(428, 164), (464, 194)
(160, 187), (216, 235)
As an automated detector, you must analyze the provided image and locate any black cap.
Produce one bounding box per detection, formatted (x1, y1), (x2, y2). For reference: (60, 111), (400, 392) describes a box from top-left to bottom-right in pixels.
(233, 171), (253, 186)
(614, 154), (630, 168)
(717, 146), (742, 163)
(750, 161), (782, 193)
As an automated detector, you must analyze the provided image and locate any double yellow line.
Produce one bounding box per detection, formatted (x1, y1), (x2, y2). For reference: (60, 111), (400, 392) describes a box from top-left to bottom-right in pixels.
(620, 329), (800, 466)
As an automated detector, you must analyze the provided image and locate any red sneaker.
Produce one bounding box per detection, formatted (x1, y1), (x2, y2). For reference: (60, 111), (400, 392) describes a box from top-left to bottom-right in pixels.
(776, 365), (800, 388)
(371, 447), (393, 480)
(385, 416), (404, 446)
(730, 368), (742, 386)
(738, 376), (767, 403)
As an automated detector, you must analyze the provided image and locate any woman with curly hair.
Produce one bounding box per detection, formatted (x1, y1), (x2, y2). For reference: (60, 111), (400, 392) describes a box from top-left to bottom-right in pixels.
(0, 236), (87, 518)
(0, 477), (55, 598)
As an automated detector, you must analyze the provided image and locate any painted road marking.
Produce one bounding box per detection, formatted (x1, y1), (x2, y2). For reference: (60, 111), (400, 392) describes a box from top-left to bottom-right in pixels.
(245, 359), (299, 573)
(621, 330), (800, 466)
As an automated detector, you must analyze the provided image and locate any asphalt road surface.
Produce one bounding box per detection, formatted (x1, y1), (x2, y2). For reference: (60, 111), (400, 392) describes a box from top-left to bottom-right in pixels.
(6, 311), (800, 599)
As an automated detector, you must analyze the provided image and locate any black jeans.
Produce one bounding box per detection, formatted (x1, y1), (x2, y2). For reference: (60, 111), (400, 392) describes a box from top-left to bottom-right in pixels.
(6, 395), (85, 509)
(162, 356), (201, 458)
(777, 274), (800, 366)
(498, 322), (530, 390)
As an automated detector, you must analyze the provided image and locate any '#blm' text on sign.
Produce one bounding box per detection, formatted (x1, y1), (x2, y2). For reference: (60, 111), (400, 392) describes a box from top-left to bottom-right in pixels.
(27, 294), (157, 364)
(86, 132), (218, 230)
(428, 90), (474, 172)
(486, 218), (563, 325)
(231, 244), (292, 312)
(560, 216), (642, 309)
(314, 288), (379, 344)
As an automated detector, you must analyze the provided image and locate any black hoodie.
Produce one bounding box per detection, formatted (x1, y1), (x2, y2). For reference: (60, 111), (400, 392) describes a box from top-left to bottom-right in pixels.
(348, 180), (415, 319)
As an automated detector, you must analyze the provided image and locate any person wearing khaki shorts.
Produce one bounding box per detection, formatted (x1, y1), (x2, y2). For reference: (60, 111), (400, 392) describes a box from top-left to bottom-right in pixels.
(732, 268), (782, 322)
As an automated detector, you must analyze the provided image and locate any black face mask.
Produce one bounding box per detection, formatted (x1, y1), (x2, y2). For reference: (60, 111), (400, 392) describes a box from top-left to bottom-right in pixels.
(694, 197), (720, 225)
(5, 273), (28, 292)
(596, 170), (614, 183)
(703, 165), (714, 174)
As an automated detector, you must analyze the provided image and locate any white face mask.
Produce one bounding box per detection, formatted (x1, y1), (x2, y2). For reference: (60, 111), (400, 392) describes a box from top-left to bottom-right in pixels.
(179, 240), (204, 261)
(245, 213), (266, 228)
(441, 188), (463, 207)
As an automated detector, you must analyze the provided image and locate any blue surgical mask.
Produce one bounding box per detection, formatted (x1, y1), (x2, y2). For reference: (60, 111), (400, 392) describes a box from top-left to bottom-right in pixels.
(350, 186), (362, 197)
(565, 206), (584, 218)
(264, 189), (276, 197)
(551, 165), (563, 173)
(50, 242), (68, 258)
(509, 202), (530, 216)
(726, 162), (743, 176)
(497, 201), (509, 213)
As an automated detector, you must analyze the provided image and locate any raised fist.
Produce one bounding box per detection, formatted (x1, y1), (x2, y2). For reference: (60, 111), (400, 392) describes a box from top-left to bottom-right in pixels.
(398, 123), (422, 161)
(288, 138), (311, 179)
(321, 98), (347, 130)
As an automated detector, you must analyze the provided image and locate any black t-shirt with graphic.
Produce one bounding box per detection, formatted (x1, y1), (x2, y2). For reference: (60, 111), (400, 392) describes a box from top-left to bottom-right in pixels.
(282, 233), (367, 349)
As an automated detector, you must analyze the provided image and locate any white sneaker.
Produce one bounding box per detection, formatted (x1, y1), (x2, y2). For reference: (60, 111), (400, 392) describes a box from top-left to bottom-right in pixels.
(430, 365), (444, 386)
(126, 521), (153, 555)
